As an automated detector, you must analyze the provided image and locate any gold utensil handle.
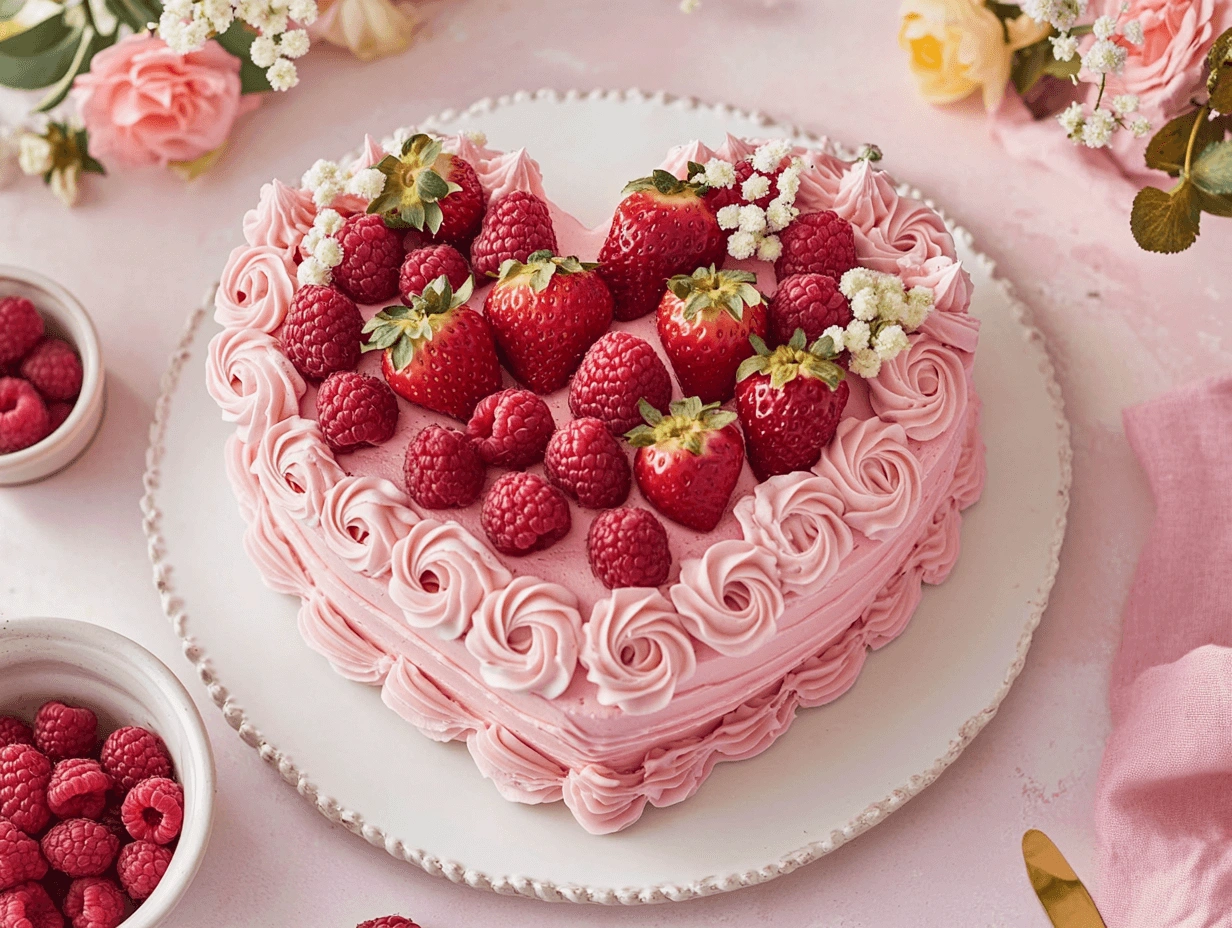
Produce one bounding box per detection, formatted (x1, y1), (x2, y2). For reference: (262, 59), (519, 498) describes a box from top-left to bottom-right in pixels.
(1022, 829), (1108, 928)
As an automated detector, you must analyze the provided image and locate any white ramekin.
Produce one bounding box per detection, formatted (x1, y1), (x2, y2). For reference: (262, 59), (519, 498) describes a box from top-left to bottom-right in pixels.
(0, 617), (215, 927)
(0, 265), (105, 485)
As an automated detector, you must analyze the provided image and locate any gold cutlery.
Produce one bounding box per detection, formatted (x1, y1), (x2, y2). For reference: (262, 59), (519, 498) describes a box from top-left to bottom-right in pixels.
(1022, 829), (1108, 928)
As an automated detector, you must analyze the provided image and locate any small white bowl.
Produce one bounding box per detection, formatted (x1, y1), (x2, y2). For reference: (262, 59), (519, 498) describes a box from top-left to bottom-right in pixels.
(0, 617), (215, 927)
(0, 266), (105, 485)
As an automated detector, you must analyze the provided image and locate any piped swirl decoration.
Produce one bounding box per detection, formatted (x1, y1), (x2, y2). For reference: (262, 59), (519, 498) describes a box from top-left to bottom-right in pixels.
(206, 326), (305, 443)
(562, 764), (647, 836)
(380, 656), (478, 743)
(814, 418), (922, 542)
(734, 472), (854, 598)
(252, 416), (345, 525)
(467, 725), (565, 805)
(466, 577), (583, 699)
(581, 588), (697, 715)
(670, 541), (785, 658)
(868, 334), (968, 441)
(319, 476), (419, 578)
(298, 594), (392, 684)
(388, 519), (514, 641)
(242, 179), (317, 253)
(858, 190), (956, 276)
(214, 243), (297, 333)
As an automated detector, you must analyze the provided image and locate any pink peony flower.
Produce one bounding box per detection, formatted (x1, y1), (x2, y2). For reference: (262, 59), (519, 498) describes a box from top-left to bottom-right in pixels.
(75, 35), (257, 169)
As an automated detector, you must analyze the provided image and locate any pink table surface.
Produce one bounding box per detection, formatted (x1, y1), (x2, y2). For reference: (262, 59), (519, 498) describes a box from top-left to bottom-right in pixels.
(2, 1), (1229, 924)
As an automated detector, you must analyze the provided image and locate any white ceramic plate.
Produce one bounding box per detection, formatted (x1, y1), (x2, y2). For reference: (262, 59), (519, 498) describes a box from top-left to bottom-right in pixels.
(142, 90), (1070, 905)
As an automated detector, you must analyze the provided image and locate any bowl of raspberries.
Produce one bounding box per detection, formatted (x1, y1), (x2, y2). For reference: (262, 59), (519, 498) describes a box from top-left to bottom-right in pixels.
(0, 617), (215, 928)
(0, 266), (105, 486)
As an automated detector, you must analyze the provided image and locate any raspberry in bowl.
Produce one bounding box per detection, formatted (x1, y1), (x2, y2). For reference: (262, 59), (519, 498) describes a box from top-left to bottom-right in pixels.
(0, 266), (105, 485)
(0, 617), (214, 928)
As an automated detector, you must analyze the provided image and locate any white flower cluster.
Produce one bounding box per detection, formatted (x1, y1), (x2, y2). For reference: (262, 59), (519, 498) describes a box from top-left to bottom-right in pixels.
(698, 140), (806, 263)
(158, 0), (317, 93)
(823, 268), (934, 379)
(1031, 1), (1150, 149)
(297, 208), (345, 287)
(302, 158), (385, 208)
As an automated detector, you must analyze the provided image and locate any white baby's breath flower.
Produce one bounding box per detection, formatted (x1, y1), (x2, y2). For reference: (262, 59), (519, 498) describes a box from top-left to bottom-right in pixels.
(776, 165), (801, 200)
(874, 324), (910, 361)
(702, 158), (735, 189)
(314, 208), (343, 235)
(690, 171), (706, 185)
(17, 134), (52, 175)
(839, 267), (876, 299)
(250, 35), (279, 68)
(279, 29), (309, 58)
(303, 227), (325, 255)
(821, 325), (847, 355)
(765, 198), (797, 232)
(844, 319), (871, 352)
(903, 286), (935, 330)
(163, 0), (192, 17)
(750, 139), (791, 174)
(1022, 0), (1086, 31)
(1121, 18), (1143, 45)
(297, 257), (330, 286)
(737, 204), (767, 234)
(716, 204), (741, 231)
(878, 286), (908, 325)
(851, 289), (879, 323)
(314, 237), (343, 267)
(1092, 15), (1116, 39)
(202, 0), (233, 30)
(848, 347), (882, 379)
(288, 0), (316, 24)
(1130, 117), (1152, 138)
(727, 231), (757, 260)
(1081, 108), (1116, 148)
(462, 129), (488, 146)
(1082, 38), (1127, 76)
(1051, 33), (1079, 62)
(756, 234), (782, 262)
(347, 167), (385, 200)
(1057, 101), (1086, 137)
(741, 173), (770, 202)
(383, 127), (412, 156)
(1112, 94), (1139, 115)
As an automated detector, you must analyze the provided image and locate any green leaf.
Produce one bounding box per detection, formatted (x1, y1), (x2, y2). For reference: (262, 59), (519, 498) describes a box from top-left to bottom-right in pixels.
(37, 25), (107, 111)
(1144, 109), (1227, 176)
(1192, 140), (1232, 194)
(1195, 188), (1232, 217)
(0, 0), (25, 21)
(1011, 38), (1081, 97)
(390, 337), (413, 373)
(422, 201), (443, 235)
(0, 10), (68, 54)
(401, 201), (426, 230)
(0, 18), (83, 90)
(215, 21), (271, 94)
(106, 0), (157, 32)
(415, 169), (450, 202)
(1130, 182), (1201, 254)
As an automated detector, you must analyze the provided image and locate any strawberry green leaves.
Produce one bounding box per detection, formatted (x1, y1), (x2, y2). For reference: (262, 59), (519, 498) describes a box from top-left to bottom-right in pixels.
(625, 397), (737, 456)
(368, 133), (462, 233)
(736, 329), (845, 391)
(361, 274), (473, 372)
(667, 266), (762, 322)
(495, 250), (598, 293)
(623, 167), (709, 197)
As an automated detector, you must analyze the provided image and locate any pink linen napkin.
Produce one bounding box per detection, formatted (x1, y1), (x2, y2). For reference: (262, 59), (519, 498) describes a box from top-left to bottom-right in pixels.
(1094, 376), (1232, 928)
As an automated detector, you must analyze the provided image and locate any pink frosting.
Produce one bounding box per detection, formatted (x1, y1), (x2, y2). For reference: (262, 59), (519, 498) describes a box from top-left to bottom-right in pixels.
(856, 190), (956, 276)
(814, 418), (923, 542)
(465, 577), (582, 698)
(298, 594), (392, 683)
(242, 497), (309, 596)
(952, 396), (986, 511)
(795, 149), (848, 212)
(868, 334), (968, 441)
(641, 738), (714, 808)
(442, 132), (501, 165)
(581, 588), (697, 715)
(915, 503), (963, 585)
(860, 567), (924, 650)
(387, 520), (513, 641)
(252, 416), (344, 525)
(712, 688), (797, 762)
(467, 725), (564, 805)
(734, 472), (854, 597)
(658, 139), (719, 179)
(474, 148), (548, 205)
(242, 180), (316, 253)
(901, 258), (980, 354)
(787, 624), (869, 709)
(206, 326), (305, 443)
(669, 540), (785, 657)
(561, 764), (647, 836)
(223, 434), (258, 522)
(215, 244), (297, 333)
(381, 657), (478, 743)
(829, 159), (899, 235)
(714, 133), (758, 163)
(319, 476), (418, 578)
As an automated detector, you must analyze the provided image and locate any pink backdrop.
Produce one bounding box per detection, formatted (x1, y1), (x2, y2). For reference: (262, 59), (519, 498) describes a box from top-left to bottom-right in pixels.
(2, 1), (1229, 924)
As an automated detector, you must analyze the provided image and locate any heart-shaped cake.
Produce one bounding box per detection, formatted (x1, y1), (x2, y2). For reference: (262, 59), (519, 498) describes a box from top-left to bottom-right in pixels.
(207, 129), (984, 834)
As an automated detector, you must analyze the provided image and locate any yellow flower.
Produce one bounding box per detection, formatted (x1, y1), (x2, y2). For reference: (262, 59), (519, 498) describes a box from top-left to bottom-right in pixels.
(312, 0), (418, 62)
(899, 0), (1048, 110)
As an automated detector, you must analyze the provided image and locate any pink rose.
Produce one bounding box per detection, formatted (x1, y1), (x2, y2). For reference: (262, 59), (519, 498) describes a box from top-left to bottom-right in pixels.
(75, 35), (255, 168)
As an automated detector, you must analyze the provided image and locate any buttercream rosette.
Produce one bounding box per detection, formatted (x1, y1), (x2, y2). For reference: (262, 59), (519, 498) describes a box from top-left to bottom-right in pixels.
(242, 179), (317, 253)
(814, 418), (923, 542)
(319, 475), (418, 578)
(670, 540), (785, 657)
(214, 243), (297, 333)
(206, 326), (305, 443)
(252, 416), (345, 525)
(868, 334), (968, 441)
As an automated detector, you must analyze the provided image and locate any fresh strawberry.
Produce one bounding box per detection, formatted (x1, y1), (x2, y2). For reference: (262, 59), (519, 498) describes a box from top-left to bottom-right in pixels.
(625, 397), (744, 532)
(483, 252), (613, 394)
(655, 265), (768, 404)
(469, 191), (558, 280)
(366, 134), (485, 248)
(735, 329), (849, 481)
(362, 275), (501, 421)
(598, 170), (726, 321)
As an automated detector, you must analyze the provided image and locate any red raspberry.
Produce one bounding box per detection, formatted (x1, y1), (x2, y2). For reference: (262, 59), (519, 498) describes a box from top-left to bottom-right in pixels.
(95, 799), (127, 848)
(0, 743), (52, 835)
(586, 507), (672, 589)
(20, 338), (82, 401)
(466, 389), (555, 469)
(0, 822), (47, 892)
(316, 371), (399, 452)
(469, 191), (558, 279)
(280, 285), (363, 381)
(403, 426), (484, 509)
(767, 273), (852, 346)
(0, 377), (50, 454)
(0, 297), (44, 366)
(41, 820), (118, 878)
(33, 702), (96, 762)
(64, 876), (125, 928)
(0, 719), (32, 750)
(120, 777), (182, 845)
(774, 210), (858, 281)
(357, 918), (422, 928)
(568, 332), (672, 436)
(98, 728), (172, 796)
(399, 245), (470, 304)
(47, 758), (111, 821)
(47, 402), (73, 433)
(544, 418), (631, 509)
(332, 214), (404, 305)
(481, 472), (571, 556)
(115, 840), (171, 901)
(0, 881), (59, 928)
